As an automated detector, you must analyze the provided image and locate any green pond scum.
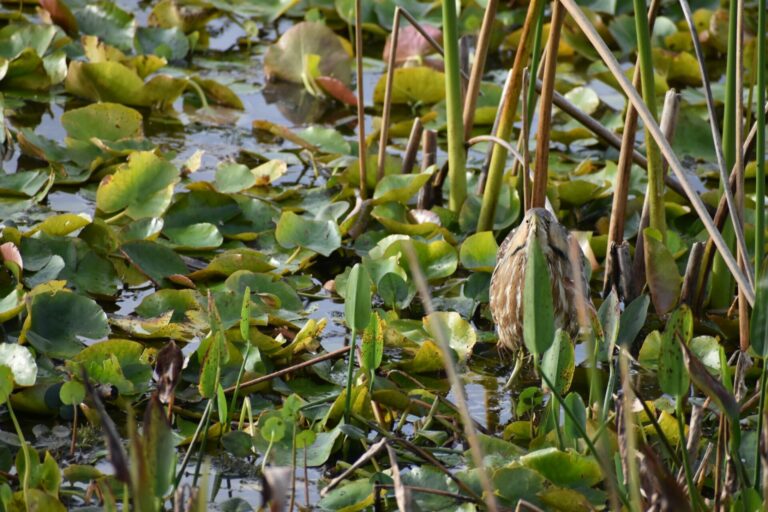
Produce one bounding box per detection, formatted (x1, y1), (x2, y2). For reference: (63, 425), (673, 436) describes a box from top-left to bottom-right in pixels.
(0, 0), (763, 510)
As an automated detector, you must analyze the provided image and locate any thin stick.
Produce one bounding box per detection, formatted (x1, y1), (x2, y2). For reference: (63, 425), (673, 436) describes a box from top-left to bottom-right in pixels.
(377, 484), (478, 503)
(531, 1), (564, 209)
(559, 0), (754, 306)
(377, 7), (401, 181)
(403, 242), (499, 512)
(223, 346), (351, 394)
(354, 0), (367, 199)
(417, 129), (437, 209)
(462, 0), (498, 136)
(467, 135), (526, 166)
(401, 118), (423, 174)
(320, 439), (387, 496)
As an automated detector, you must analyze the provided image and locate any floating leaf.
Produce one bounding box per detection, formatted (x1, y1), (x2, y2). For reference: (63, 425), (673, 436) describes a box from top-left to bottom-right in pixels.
(459, 231), (498, 272)
(372, 173), (432, 205)
(61, 102), (143, 141)
(423, 311), (476, 362)
(275, 211), (341, 257)
(24, 290), (109, 358)
(563, 85), (600, 115)
(264, 22), (351, 86)
(96, 151), (179, 219)
(373, 66), (445, 104)
(65, 61), (187, 108)
(121, 241), (188, 284)
(520, 447), (603, 487)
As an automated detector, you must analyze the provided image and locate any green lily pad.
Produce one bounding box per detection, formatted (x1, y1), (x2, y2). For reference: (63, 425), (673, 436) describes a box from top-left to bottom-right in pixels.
(96, 151), (179, 219)
(164, 223), (223, 249)
(121, 240), (188, 284)
(459, 231), (498, 272)
(423, 311), (476, 362)
(24, 289), (109, 358)
(520, 447), (603, 487)
(65, 60), (187, 108)
(61, 102), (143, 141)
(370, 235), (457, 281)
(275, 211), (341, 257)
(372, 172), (432, 205)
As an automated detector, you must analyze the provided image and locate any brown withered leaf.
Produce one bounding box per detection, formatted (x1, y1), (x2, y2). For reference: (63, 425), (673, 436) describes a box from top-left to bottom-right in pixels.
(679, 335), (739, 422)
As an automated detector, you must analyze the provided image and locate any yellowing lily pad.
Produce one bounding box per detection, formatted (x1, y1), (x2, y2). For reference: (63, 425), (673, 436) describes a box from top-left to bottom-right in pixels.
(373, 66), (445, 104)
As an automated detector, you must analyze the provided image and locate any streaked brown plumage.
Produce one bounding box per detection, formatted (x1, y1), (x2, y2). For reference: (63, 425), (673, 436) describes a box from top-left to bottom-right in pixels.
(489, 208), (593, 351)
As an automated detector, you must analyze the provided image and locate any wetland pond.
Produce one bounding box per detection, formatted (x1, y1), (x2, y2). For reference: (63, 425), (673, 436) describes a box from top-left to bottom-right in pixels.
(0, 0), (764, 511)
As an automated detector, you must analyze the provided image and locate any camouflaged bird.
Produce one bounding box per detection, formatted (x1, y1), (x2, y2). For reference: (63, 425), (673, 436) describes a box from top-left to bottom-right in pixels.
(489, 208), (594, 352)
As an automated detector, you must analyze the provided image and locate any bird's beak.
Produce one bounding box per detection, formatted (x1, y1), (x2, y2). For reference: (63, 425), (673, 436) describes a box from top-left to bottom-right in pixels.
(529, 213), (543, 234)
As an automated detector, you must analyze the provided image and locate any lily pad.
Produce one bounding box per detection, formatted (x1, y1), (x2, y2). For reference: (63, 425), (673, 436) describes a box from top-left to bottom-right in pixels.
(275, 211), (341, 257)
(61, 102), (143, 141)
(264, 22), (351, 86)
(96, 151), (179, 219)
(23, 289), (109, 358)
(373, 66), (445, 104)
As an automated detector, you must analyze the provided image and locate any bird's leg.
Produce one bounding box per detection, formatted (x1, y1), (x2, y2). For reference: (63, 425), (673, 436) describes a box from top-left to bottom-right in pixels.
(503, 349), (525, 390)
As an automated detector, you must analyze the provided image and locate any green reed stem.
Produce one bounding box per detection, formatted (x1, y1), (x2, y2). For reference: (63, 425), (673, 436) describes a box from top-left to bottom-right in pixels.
(632, 0), (665, 239)
(711, 0), (741, 309)
(442, 0), (466, 212)
(193, 369), (219, 487)
(7, 402), (30, 512)
(477, 0), (544, 232)
(524, 1), (546, 129)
